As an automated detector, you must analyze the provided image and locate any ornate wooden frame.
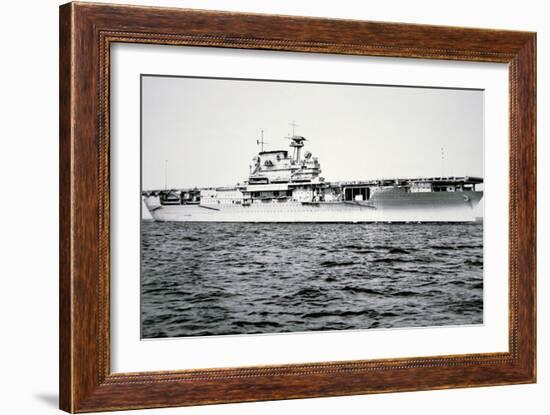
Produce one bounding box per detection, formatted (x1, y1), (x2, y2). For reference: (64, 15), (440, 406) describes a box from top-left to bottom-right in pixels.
(59, 2), (536, 412)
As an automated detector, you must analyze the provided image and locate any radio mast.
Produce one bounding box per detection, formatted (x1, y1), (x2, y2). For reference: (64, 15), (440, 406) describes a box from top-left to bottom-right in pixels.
(257, 129), (268, 152)
(164, 159), (168, 190)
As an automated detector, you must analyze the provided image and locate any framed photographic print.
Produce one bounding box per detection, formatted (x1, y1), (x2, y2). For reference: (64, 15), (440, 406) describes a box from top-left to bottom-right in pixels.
(59, 2), (536, 412)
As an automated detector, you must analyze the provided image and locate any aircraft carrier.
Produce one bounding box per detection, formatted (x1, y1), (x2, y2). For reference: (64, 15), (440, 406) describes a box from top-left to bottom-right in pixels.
(142, 133), (483, 223)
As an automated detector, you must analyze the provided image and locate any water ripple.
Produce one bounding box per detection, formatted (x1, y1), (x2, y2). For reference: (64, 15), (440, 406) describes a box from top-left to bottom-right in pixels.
(141, 222), (483, 338)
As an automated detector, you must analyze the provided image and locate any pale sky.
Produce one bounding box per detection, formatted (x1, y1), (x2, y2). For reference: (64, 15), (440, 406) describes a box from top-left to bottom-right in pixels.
(142, 75), (483, 191)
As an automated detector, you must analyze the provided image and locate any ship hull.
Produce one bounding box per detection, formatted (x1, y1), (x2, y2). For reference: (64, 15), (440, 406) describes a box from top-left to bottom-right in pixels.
(144, 191), (483, 223)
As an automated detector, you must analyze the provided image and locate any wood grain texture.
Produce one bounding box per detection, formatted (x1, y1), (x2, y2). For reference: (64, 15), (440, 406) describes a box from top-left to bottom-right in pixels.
(59, 3), (73, 411)
(59, 2), (537, 412)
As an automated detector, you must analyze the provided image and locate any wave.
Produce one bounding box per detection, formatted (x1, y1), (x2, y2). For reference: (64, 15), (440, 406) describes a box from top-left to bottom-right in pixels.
(389, 247), (410, 254)
(430, 244), (483, 250)
(342, 244), (366, 250)
(341, 286), (385, 296)
(320, 260), (356, 268)
(293, 287), (327, 298)
(391, 290), (419, 297)
(371, 257), (408, 263)
(232, 320), (282, 328)
(303, 309), (379, 319)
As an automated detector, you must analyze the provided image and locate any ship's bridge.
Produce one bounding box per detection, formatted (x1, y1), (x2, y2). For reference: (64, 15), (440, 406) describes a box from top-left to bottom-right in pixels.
(248, 135), (323, 185)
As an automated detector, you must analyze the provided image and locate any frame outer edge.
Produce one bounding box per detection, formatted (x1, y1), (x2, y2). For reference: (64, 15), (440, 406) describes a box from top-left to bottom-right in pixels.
(520, 33), (537, 382)
(70, 2), (103, 412)
(509, 33), (537, 383)
(532, 33), (537, 383)
(60, 2), (537, 412)
(59, 2), (75, 413)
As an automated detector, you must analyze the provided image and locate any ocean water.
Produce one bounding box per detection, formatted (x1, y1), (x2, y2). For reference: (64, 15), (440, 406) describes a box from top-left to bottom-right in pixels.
(141, 222), (483, 338)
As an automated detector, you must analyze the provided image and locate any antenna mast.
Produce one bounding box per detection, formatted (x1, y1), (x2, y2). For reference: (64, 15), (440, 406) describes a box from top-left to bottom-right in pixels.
(440, 147), (445, 178)
(290, 120), (298, 136)
(164, 159), (168, 190)
(287, 121), (306, 162)
(257, 129), (268, 152)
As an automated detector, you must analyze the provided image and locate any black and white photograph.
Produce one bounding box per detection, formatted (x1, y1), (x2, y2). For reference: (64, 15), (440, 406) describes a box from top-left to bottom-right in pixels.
(140, 75), (484, 339)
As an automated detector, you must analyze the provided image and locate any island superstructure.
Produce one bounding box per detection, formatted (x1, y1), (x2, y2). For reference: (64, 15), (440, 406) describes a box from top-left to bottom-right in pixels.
(142, 133), (483, 223)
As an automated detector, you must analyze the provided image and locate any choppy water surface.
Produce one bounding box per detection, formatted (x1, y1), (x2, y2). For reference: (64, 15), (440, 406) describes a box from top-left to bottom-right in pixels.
(141, 222), (483, 338)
